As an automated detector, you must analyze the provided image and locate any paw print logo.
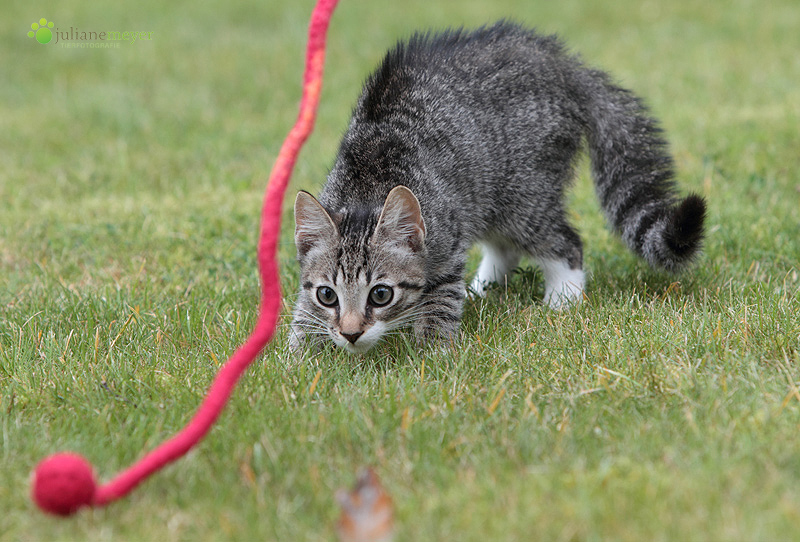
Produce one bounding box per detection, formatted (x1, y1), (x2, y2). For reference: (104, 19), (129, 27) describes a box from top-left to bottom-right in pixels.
(28, 18), (54, 44)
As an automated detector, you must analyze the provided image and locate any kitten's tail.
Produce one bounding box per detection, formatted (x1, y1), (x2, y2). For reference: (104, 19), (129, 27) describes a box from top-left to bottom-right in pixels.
(582, 70), (706, 273)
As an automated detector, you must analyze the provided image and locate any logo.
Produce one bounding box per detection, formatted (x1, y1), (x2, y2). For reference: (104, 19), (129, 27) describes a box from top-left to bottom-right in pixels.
(28, 18), (54, 44)
(25, 17), (154, 48)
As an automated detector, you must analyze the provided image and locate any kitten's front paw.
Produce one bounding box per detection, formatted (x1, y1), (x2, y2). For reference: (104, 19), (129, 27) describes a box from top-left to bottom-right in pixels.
(288, 331), (305, 356)
(413, 318), (460, 349)
(288, 323), (329, 356)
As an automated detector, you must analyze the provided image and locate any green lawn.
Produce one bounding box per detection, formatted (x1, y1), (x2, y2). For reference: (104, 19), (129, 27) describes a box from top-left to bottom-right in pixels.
(2, 0), (799, 540)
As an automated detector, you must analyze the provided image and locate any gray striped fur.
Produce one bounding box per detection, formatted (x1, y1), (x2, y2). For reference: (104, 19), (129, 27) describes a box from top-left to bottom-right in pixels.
(290, 21), (706, 353)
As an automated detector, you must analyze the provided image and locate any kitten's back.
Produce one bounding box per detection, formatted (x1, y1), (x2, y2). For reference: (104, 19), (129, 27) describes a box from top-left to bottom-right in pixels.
(329, 21), (705, 272)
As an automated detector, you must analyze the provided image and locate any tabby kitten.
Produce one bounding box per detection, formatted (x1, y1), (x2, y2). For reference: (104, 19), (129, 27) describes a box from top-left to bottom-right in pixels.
(290, 21), (706, 354)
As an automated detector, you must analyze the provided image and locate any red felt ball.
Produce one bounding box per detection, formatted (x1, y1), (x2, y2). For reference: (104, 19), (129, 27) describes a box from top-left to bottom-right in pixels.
(32, 453), (97, 516)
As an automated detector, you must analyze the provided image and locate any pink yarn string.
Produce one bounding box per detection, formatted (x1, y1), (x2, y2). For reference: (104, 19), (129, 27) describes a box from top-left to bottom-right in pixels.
(90, 0), (339, 506)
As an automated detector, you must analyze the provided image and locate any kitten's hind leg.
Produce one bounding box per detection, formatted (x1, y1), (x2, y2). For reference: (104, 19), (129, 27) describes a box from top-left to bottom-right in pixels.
(469, 241), (521, 297)
(532, 224), (585, 310)
(536, 258), (585, 309)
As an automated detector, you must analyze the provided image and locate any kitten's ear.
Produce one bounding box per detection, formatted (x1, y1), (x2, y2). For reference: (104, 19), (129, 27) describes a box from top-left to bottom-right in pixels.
(295, 191), (338, 259)
(374, 186), (426, 252)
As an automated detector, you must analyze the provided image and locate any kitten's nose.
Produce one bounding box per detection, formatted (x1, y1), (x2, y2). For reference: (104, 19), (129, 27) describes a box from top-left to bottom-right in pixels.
(341, 331), (363, 344)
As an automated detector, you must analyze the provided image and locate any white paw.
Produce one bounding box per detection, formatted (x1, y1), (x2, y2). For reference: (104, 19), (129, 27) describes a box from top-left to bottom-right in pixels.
(469, 242), (520, 299)
(468, 275), (489, 298)
(538, 259), (585, 310)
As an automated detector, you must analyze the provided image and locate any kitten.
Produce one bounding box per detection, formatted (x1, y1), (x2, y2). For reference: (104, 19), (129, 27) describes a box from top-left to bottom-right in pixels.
(290, 21), (706, 354)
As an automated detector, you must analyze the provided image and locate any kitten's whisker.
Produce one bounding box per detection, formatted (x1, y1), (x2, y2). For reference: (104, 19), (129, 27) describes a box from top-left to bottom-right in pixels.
(292, 308), (330, 328)
(289, 320), (330, 333)
(291, 314), (328, 326)
(390, 309), (433, 321)
(290, 323), (328, 332)
(293, 320), (328, 331)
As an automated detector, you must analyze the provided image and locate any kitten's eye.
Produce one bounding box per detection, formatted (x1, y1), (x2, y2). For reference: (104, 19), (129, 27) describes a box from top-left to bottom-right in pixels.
(316, 286), (338, 307)
(368, 285), (394, 306)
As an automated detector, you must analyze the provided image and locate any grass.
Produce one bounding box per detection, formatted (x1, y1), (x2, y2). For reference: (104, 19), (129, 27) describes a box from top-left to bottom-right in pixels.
(2, 0), (799, 539)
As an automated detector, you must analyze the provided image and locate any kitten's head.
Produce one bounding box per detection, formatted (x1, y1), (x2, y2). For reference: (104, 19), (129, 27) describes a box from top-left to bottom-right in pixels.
(293, 186), (426, 353)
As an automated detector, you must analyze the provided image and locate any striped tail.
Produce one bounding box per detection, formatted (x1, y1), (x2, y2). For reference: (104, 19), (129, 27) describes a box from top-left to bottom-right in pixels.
(583, 69), (706, 272)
